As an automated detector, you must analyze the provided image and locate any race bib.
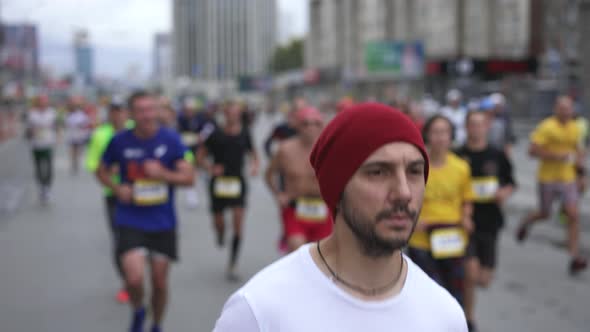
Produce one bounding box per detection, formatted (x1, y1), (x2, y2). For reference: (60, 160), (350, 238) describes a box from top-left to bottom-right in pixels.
(472, 177), (499, 202)
(296, 198), (328, 222)
(214, 177), (242, 198)
(181, 133), (199, 146)
(133, 180), (168, 206)
(430, 227), (467, 259)
(37, 128), (53, 141)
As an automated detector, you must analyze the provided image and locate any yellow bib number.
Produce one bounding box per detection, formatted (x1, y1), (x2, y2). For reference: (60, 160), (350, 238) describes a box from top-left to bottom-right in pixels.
(37, 128), (53, 141)
(181, 133), (199, 146)
(133, 180), (168, 206)
(296, 198), (328, 222)
(472, 177), (499, 202)
(214, 177), (242, 198)
(430, 227), (467, 259)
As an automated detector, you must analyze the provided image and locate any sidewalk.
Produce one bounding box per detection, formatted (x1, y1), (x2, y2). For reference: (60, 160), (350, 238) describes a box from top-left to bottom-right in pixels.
(0, 106), (20, 144)
(0, 138), (31, 218)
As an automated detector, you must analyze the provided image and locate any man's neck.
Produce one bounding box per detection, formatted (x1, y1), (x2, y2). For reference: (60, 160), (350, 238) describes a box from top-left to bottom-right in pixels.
(112, 122), (125, 132)
(299, 136), (315, 148)
(312, 226), (406, 300)
(466, 138), (487, 151)
(134, 126), (158, 140)
(556, 116), (570, 125)
(224, 122), (241, 134)
(428, 149), (447, 167)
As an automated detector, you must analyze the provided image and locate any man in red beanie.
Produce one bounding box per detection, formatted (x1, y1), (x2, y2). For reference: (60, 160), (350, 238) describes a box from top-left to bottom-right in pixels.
(265, 107), (333, 253)
(214, 103), (468, 332)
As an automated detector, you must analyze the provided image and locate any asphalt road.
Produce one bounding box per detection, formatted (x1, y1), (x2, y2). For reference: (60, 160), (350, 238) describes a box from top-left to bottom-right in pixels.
(0, 114), (589, 331)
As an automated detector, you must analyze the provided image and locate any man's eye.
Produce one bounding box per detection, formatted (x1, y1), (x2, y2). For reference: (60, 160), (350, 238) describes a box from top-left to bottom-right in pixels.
(368, 169), (386, 177)
(409, 167), (423, 175)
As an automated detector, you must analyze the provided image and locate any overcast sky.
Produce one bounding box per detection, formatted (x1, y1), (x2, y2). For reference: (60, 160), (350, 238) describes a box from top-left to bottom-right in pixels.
(1, 0), (308, 80)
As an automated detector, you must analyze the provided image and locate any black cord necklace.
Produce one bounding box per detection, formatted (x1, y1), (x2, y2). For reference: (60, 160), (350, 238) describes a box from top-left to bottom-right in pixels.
(316, 241), (404, 297)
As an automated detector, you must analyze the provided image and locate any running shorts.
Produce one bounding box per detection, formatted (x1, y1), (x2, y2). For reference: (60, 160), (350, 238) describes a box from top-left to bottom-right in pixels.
(209, 175), (247, 213)
(282, 198), (333, 242)
(117, 226), (178, 261)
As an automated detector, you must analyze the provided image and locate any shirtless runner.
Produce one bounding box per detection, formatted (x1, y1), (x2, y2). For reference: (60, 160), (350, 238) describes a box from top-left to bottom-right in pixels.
(265, 107), (333, 252)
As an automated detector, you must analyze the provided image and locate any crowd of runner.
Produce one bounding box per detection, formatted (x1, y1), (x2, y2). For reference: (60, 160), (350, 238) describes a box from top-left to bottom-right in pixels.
(22, 88), (588, 332)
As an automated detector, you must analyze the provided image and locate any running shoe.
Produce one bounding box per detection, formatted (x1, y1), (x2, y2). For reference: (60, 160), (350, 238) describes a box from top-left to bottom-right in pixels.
(570, 257), (588, 276)
(116, 289), (130, 304)
(516, 223), (528, 243)
(130, 307), (146, 332)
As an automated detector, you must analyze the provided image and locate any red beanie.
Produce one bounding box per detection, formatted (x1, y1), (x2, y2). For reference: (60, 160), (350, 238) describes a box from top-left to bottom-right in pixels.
(310, 102), (429, 215)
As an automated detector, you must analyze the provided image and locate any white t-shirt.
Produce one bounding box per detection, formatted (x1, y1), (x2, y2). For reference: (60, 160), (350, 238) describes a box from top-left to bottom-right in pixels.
(440, 105), (467, 146)
(65, 110), (90, 144)
(27, 108), (57, 149)
(213, 244), (468, 332)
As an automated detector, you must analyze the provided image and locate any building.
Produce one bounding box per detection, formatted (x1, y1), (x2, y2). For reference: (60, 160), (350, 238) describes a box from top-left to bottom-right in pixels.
(581, 0), (590, 108)
(153, 33), (172, 83)
(300, 0), (550, 113)
(173, 0), (277, 81)
(307, 0), (533, 78)
(74, 30), (93, 85)
(0, 23), (39, 82)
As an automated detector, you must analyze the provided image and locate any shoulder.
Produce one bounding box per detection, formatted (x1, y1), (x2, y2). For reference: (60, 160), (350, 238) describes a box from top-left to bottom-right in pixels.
(480, 145), (502, 158)
(275, 122), (290, 132)
(242, 249), (306, 293)
(448, 153), (470, 173)
(91, 124), (111, 140)
(538, 117), (556, 129)
(110, 129), (132, 145)
(454, 146), (468, 157)
(236, 248), (310, 312)
(278, 137), (298, 153)
(405, 257), (467, 324)
(159, 127), (181, 141)
(213, 291), (260, 332)
(209, 127), (222, 139)
(215, 253), (306, 331)
(569, 119), (582, 131)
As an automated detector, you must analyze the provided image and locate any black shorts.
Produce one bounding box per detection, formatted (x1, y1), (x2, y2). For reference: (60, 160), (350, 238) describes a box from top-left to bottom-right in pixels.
(117, 226), (178, 261)
(209, 175), (247, 213)
(466, 230), (499, 269)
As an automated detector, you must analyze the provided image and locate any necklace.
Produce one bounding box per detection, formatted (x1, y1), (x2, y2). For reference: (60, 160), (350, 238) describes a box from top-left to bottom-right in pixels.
(316, 241), (404, 297)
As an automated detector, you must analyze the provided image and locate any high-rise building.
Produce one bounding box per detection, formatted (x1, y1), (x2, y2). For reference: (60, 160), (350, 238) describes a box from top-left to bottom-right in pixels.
(74, 30), (93, 85)
(306, 0), (532, 76)
(153, 33), (172, 83)
(173, 0), (277, 81)
(0, 23), (39, 81)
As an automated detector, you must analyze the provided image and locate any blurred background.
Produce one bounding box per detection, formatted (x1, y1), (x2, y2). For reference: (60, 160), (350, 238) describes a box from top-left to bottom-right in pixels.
(0, 1), (589, 331)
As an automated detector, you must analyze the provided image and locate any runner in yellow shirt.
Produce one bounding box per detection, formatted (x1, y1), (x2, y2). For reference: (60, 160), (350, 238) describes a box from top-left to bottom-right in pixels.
(408, 114), (474, 307)
(517, 95), (587, 275)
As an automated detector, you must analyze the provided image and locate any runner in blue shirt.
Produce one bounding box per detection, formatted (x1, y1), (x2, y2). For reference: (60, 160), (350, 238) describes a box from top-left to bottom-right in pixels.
(97, 90), (195, 332)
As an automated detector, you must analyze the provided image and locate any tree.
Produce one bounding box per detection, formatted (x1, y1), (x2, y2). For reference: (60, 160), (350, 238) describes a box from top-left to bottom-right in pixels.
(270, 38), (304, 73)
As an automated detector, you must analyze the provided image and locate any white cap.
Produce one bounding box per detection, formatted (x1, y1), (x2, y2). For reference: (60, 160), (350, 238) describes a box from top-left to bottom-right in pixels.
(489, 93), (506, 106)
(446, 89), (462, 102)
(184, 97), (197, 109)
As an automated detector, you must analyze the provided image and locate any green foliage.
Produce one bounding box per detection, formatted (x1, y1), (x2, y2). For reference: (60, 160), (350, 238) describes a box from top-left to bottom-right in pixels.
(270, 38), (304, 73)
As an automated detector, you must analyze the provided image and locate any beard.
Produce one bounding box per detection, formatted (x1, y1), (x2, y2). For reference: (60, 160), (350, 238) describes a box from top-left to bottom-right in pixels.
(340, 192), (419, 258)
